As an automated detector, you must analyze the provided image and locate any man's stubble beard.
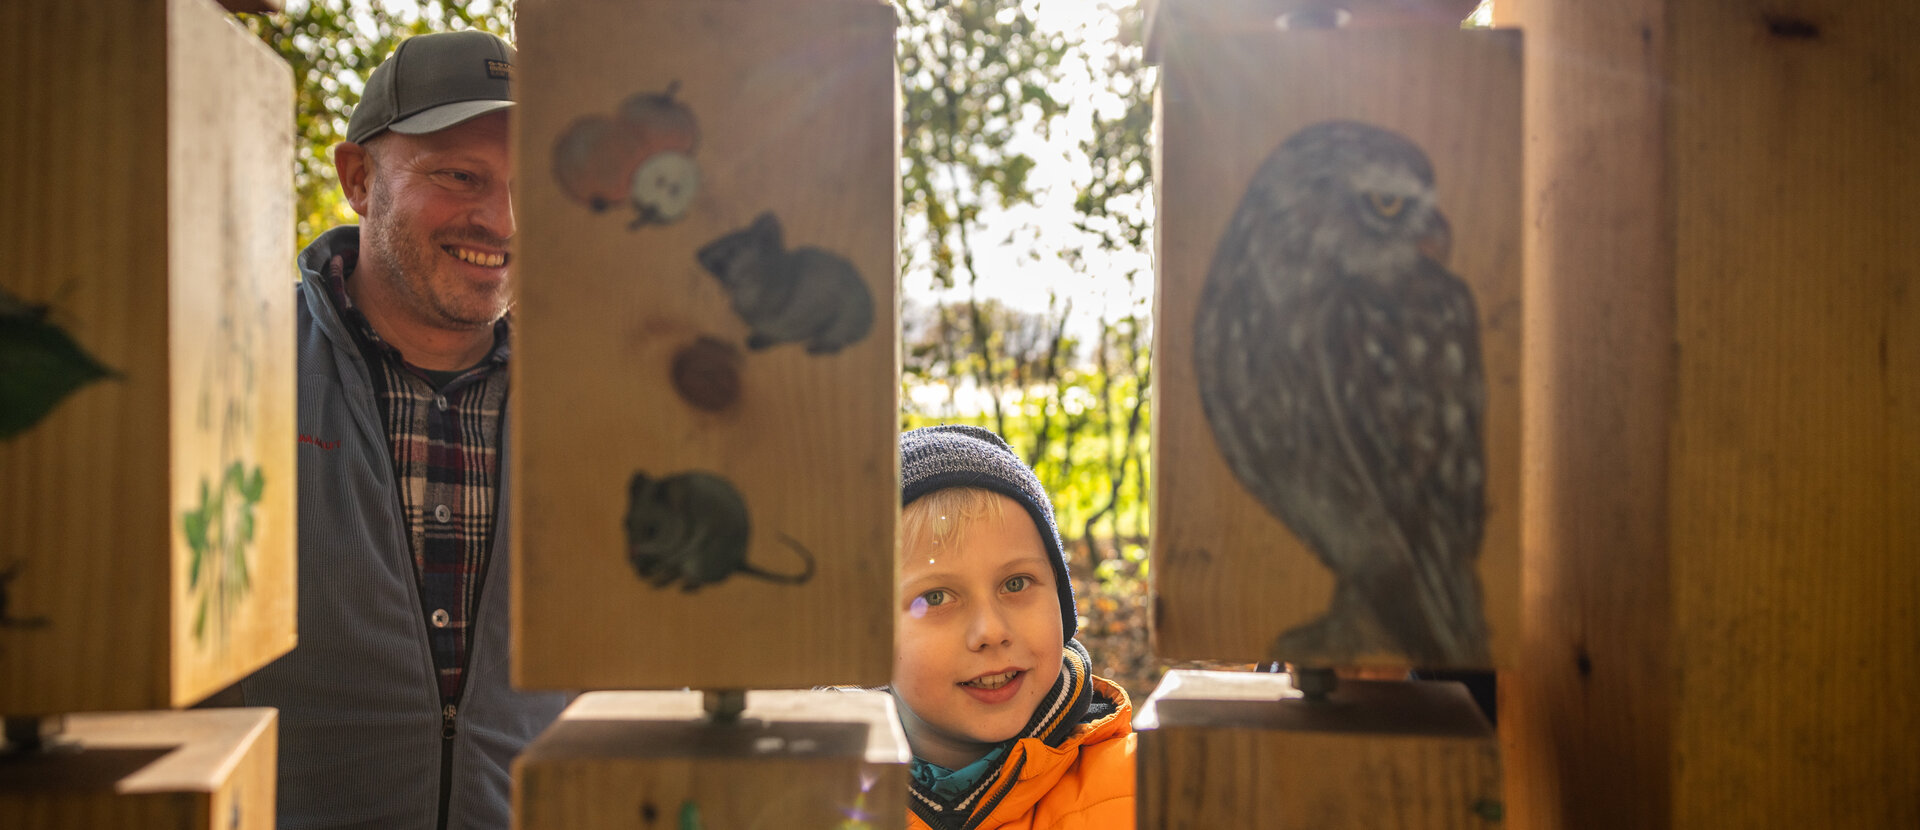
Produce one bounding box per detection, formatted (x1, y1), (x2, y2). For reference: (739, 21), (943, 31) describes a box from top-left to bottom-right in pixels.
(363, 177), (511, 332)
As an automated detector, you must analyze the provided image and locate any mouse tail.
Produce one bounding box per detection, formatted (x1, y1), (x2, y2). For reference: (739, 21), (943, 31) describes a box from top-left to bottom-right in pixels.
(737, 533), (817, 585)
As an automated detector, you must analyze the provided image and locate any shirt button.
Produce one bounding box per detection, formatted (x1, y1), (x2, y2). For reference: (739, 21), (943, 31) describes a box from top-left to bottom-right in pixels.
(431, 609), (450, 628)
(434, 504), (452, 523)
(434, 395), (449, 411)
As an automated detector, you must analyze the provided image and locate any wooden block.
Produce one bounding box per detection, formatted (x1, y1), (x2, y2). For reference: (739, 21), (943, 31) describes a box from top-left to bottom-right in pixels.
(1136, 670), (1501, 827)
(1150, 26), (1522, 670)
(512, 0), (899, 690)
(0, 708), (277, 830)
(515, 690), (908, 830)
(1500, 0), (1920, 827)
(0, 0), (296, 714)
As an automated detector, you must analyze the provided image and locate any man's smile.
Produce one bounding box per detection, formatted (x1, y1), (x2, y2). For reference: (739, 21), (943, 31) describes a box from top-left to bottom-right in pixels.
(445, 244), (507, 268)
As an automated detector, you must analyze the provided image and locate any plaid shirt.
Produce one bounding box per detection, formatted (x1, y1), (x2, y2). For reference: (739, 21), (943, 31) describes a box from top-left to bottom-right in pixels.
(323, 251), (510, 703)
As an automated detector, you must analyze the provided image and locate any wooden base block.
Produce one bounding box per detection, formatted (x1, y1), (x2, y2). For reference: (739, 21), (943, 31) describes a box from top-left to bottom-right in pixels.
(0, 708), (276, 830)
(515, 690), (908, 829)
(1136, 670), (1501, 828)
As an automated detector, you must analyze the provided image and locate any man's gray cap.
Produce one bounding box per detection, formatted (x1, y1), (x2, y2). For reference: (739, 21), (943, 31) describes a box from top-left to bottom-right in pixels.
(347, 30), (515, 145)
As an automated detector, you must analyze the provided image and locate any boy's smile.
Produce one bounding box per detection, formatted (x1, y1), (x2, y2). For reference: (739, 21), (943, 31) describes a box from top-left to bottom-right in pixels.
(893, 493), (1064, 770)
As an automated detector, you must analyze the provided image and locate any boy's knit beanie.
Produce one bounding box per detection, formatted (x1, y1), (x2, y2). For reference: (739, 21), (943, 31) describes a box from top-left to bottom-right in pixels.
(900, 424), (1077, 642)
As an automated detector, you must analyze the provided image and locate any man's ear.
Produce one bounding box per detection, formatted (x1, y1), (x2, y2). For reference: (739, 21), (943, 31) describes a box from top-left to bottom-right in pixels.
(335, 141), (374, 217)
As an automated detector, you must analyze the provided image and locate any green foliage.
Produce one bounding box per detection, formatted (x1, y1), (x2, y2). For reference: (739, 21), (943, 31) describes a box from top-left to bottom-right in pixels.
(241, 1), (516, 249)
(897, 0), (1071, 289)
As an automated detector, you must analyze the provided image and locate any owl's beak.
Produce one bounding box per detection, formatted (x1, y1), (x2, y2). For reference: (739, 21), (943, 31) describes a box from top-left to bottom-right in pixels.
(1418, 212), (1453, 265)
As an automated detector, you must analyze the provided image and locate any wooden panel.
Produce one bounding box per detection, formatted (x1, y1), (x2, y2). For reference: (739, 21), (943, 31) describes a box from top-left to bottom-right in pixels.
(1504, 0), (1920, 827)
(513, 0), (898, 690)
(165, 0), (298, 710)
(1152, 27), (1522, 670)
(1499, 2), (1676, 828)
(515, 690), (908, 830)
(0, 708), (277, 830)
(0, 0), (295, 715)
(1667, 0), (1920, 825)
(1136, 670), (1501, 827)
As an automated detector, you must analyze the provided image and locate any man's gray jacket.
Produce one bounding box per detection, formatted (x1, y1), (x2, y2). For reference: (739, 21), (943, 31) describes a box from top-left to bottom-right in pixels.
(240, 226), (566, 829)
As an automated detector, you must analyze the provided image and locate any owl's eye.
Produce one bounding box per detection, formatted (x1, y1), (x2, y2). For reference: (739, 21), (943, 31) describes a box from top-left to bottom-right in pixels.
(1366, 192), (1406, 219)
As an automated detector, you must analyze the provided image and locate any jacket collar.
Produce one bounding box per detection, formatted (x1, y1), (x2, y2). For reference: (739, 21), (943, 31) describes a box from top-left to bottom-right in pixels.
(908, 640), (1110, 830)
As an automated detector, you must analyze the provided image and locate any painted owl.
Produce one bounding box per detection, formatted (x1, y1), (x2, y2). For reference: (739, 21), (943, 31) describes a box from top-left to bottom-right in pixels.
(1193, 120), (1491, 666)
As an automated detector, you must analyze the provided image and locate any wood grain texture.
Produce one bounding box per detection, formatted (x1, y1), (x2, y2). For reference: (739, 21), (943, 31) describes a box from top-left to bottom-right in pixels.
(1151, 27), (1521, 669)
(0, 0), (295, 716)
(515, 690), (908, 830)
(1503, 0), (1920, 826)
(512, 0), (899, 691)
(1500, 1), (1677, 827)
(0, 707), (277, 830)
(1667, 0), (1920, 825)
(1136, 670), (1501, 828)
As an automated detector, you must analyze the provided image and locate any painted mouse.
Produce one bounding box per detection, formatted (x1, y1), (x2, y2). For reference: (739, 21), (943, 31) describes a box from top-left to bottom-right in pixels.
(623, 470), (815, 592)
(695, 212), (874, 355)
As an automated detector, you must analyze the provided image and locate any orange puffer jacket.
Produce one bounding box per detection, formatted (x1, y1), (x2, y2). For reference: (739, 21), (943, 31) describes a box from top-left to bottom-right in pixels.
(906, 676), (1136, 830)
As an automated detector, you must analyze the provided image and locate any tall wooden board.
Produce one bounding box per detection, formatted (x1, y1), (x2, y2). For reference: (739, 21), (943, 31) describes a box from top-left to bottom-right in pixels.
(0, 708), (277, 830)
(0, 0), (296, 714)
(513, 0), (899, 690)
(1499, 0), (1920, 826)
(1151, 26), (1521, 669)
(515, 691), (908, 830)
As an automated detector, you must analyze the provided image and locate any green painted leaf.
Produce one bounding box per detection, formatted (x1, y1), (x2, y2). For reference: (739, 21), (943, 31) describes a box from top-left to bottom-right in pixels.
(0, 298), (117, 440)
(241, 466), (266, 502)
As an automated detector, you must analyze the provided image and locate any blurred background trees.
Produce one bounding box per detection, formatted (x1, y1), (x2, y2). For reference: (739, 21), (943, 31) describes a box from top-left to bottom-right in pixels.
(896, 0), (1158, 696)
(242, 1), (515, 248)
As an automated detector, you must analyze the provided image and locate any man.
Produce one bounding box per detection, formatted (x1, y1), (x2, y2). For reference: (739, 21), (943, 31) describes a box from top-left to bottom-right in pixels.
(237, 30), (566, 829)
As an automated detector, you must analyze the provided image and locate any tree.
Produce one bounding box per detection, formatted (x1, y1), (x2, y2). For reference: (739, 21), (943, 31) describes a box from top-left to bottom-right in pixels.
(242, 1), (515, 249)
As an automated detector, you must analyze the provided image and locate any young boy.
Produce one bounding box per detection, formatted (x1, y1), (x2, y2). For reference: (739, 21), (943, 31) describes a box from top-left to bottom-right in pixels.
(895, 425), (1135, 829)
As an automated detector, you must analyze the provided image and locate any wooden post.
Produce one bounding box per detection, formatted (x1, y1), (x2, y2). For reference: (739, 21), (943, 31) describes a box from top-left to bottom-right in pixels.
(511, 0), (900, 694)
(515, 691), (908, 830)
(1496, 0), (1920, 826)
(0, 0), (296, 715)
(0, 708), (278, 830)
(1143, 3), (1515, 826)
(510, 1), (906, 825)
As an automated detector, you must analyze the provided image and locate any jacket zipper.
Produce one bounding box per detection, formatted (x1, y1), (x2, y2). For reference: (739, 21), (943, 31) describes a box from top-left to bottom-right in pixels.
(438, 702), (457, 830)
(435, 409), (506, 830)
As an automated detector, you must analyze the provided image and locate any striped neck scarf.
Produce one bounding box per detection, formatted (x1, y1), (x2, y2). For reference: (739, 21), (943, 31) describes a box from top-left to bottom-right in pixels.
(907, 640), (1095, 830)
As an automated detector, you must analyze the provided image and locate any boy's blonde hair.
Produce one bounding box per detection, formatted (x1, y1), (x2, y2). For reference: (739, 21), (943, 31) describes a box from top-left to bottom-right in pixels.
(900, 486), (1006, 555)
